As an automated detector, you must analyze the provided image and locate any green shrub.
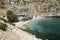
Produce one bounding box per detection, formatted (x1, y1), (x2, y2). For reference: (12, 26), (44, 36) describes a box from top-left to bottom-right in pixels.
(0, 22), (7, 31)
(6, 10), (18, 22)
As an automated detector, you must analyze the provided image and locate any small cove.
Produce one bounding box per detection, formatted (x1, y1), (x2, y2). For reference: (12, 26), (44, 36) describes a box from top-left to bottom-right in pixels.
(24, 18), (60, 40)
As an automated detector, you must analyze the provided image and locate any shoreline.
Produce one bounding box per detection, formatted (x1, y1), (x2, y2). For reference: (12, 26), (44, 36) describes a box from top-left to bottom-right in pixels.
(13, 16), (43, 40)
(14, 16), (43, 29)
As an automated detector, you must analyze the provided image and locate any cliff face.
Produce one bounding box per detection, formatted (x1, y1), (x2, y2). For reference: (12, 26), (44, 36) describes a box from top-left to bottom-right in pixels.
(0, 0), (60, 17)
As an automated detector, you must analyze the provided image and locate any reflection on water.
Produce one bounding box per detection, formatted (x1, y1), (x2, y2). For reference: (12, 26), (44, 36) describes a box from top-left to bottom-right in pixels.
(25, 18), (60, 40)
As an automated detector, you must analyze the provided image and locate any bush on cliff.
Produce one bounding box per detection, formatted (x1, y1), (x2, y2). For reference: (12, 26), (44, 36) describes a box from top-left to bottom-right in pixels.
(0, 22), (7, 31)
(6, 10), (18, 22)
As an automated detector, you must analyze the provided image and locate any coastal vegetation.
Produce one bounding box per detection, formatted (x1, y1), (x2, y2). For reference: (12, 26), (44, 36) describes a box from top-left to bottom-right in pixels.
(0, 22), (7, 31)
(0, 18), (15, 26)
(6, 10), (18, 22)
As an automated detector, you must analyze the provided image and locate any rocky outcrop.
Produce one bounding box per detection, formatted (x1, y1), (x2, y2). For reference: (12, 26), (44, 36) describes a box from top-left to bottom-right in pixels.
(0, 0), (60, 17)
(0, 28), (42, 40)
(0, 30), (21, 40)
(2, 0), (60, 17)
(0, 20), (41, 40)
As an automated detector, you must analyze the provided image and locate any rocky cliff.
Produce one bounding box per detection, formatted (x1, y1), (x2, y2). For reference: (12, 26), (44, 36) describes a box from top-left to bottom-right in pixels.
(0, 0), (60, 16)
(0, 0), (60, 17)
(0, 19), (41, 40)
(0, 0), (60, 40)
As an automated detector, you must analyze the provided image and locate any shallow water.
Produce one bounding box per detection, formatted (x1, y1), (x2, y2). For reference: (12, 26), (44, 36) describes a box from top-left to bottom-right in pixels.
(25, 18), (60, 40)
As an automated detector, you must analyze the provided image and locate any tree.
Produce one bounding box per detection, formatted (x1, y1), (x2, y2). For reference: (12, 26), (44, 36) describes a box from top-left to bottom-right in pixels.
(6, 10), (18, 22)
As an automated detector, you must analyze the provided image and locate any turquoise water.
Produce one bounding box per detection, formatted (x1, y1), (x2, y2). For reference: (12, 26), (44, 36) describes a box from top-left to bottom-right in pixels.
(25, 18), (60, 40)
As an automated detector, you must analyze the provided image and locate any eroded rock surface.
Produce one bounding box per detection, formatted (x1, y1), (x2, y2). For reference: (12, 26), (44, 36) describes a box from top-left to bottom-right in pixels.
(0, 0), (60, 17)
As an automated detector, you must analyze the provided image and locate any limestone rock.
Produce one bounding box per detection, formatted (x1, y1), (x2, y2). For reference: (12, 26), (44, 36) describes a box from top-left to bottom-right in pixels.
(0, 30), (21, 40)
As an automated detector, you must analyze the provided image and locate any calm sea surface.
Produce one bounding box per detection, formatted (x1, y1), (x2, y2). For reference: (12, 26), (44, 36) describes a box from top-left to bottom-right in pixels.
(25, 18), (60, 40)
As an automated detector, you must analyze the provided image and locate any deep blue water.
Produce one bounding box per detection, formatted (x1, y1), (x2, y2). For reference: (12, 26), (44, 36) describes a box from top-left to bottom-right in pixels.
(25, 18), (60, 40)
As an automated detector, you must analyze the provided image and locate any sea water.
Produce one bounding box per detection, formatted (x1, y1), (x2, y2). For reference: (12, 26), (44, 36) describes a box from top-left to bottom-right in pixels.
(25, 18), (60, 40)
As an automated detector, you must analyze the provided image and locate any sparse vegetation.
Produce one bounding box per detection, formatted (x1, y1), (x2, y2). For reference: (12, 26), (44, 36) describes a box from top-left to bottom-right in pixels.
(0, 22), (7, 31)
(0, 18), (15, 26)
(6, 10), (18, 22)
